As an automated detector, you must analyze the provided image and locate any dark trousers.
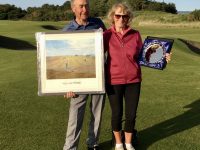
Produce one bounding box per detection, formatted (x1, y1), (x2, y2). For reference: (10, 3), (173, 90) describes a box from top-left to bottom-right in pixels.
(106, 82), (141, 132)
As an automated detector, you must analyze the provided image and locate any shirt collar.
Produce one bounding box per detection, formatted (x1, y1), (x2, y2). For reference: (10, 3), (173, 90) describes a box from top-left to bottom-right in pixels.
(71, 19), (80, 30)
(71, 17), (96, 29)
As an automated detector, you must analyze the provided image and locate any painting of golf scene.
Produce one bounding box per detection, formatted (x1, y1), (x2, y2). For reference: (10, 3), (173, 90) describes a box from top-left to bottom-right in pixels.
(46, 38), (96, 79)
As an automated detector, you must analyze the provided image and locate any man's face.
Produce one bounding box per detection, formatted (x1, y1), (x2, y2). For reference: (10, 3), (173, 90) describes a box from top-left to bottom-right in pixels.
(72, 0), (89, 21)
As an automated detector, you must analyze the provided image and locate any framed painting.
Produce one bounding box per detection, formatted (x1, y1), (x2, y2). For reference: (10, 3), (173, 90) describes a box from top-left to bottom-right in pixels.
(139, 36), (174, 70)
(36, 29), (105, 96)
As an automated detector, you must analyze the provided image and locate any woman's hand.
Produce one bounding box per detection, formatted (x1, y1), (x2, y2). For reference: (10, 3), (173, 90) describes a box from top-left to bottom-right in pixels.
(64, 92), (77, 99)
(165, 52), (172, 63)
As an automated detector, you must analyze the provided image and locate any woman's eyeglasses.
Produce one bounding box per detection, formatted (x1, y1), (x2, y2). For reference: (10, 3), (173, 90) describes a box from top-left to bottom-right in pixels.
(114, 14), (129, 20)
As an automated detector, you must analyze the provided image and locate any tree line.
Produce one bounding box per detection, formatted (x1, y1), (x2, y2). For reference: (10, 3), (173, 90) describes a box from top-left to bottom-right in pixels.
(90, 0), (177, 17)
(1, 0), (199, 21)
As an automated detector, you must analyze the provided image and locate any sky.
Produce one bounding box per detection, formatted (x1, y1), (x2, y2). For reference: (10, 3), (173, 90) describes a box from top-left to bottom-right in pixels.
(0, 0), (66, 9)
(0, 0), (200, 11)
(154, 0), (200, 11)
(46, 39), (95, 56)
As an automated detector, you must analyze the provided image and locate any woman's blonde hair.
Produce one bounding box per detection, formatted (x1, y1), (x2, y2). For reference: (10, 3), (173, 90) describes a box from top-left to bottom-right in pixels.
(107, 2), (133, 25)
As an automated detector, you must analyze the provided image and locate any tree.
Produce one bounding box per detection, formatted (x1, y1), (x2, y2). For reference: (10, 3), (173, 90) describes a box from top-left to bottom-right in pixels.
(126, 0), (148, 10)
(0, 4), (26, 20)
(146, 1), (177, 14)
(164, 3), (177, 14)
(188, 9), (200, 21)
(0, 1), (178, 21)
(62, 1), (71, 10)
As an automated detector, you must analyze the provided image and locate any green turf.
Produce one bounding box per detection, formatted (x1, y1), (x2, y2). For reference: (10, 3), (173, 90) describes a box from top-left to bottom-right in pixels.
(0, 20), (200, 150)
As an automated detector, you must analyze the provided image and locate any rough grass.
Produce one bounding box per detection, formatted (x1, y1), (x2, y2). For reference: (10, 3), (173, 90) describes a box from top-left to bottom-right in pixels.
(103, 11), (200, 28)
(0, 18), (200, 150)
(134, 11), (189, 23)
(132, 11), (200, 28)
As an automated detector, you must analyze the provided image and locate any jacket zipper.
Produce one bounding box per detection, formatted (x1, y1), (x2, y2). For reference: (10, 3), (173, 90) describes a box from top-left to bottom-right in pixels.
(114, 33), (127, 83)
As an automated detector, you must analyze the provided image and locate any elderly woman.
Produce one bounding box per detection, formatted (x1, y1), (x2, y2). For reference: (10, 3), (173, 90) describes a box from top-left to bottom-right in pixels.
(104, 3), (171, 150)
(103, 3), (141, 150)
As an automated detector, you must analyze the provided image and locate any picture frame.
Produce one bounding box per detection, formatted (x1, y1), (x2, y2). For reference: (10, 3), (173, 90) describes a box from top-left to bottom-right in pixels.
(35, 29), (105, 96)
(139, 36), (174, 70)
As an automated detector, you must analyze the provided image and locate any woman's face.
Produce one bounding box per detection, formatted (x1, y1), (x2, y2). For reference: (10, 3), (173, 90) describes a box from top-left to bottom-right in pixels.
(113, 7), (129, 29)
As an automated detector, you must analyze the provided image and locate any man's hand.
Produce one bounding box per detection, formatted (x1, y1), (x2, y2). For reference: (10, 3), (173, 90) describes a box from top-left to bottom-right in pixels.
(64, 92), (78, 99)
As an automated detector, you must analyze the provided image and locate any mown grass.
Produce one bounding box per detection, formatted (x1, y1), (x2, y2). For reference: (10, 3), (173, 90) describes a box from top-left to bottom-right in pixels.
(0, 18), (200, 150)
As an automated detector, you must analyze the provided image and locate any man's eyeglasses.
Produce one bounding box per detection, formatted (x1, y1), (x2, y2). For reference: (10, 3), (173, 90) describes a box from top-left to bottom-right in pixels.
(114, 14), (129, 20)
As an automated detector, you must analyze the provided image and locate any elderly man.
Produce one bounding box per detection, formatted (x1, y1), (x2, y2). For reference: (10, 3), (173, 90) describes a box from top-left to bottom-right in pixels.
(62, 0), (106, 150)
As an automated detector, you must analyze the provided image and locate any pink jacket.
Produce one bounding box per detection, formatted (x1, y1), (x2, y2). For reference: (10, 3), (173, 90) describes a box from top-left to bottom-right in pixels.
(104, 26), (143, 85)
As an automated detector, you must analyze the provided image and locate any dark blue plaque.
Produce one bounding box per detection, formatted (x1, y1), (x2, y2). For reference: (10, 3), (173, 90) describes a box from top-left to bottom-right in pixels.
(139, 36), (174, 70)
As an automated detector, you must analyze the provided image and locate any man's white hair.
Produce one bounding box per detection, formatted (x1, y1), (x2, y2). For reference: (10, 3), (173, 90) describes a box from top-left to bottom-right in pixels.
(70, 0), (89, 7)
